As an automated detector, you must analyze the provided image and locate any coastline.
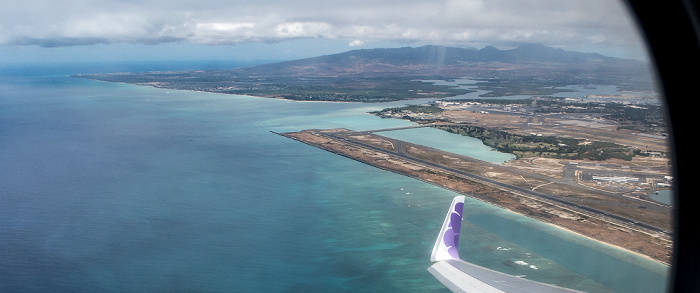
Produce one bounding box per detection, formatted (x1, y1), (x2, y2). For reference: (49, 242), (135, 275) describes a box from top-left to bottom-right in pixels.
(276, 129), (673, 265)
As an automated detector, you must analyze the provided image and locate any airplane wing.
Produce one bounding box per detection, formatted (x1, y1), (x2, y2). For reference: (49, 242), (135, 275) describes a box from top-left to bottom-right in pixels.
(427, 196), (583, 293)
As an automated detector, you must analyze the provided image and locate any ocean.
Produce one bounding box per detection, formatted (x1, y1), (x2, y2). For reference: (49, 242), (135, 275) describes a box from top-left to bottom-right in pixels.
(0, 62), (669, 292)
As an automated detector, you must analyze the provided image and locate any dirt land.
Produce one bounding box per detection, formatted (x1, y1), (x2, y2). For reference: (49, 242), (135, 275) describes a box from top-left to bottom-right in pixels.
(280, 129), (673, 264)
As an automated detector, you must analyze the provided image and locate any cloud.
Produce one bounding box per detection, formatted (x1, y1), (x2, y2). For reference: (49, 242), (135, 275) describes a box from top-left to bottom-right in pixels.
(348, 40), (365, 47)
(274, 22), (333, 38)
(0, 0), (644, 56)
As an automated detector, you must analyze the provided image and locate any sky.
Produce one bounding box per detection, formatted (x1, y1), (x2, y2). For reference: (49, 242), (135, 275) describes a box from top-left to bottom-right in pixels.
(0, 0), (651, 63)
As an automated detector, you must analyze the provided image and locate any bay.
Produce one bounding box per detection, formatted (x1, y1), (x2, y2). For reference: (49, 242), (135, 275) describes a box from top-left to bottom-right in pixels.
(0, 62), (668, 292)
(378, 127), (516, 164)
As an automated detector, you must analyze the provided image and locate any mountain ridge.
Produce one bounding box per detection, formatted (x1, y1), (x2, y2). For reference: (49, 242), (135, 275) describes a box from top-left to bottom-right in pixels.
(230, 44), (643, 77)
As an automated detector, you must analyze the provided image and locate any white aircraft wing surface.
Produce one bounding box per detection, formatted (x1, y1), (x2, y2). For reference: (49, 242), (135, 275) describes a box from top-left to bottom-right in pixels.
(428, 196), (583, 293)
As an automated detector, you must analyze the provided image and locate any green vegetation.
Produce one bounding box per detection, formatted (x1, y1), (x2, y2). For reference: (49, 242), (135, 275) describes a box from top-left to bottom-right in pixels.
(372, 104), (443, 115)
(262, 78), (472, 102)
(433, 124), (638, 161)
(470, 80), (576, 97)
(370, 105), (447, 122)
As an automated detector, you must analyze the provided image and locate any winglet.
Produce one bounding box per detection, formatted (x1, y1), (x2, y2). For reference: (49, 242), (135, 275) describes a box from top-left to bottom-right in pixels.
(430, 196), (466, 263)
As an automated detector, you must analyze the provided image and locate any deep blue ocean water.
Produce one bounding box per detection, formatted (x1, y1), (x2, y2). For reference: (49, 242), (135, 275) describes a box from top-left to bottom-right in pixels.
(0, 62), (669, 292)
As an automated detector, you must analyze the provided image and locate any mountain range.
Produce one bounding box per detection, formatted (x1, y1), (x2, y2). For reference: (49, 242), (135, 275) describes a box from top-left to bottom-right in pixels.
(77, 44), (655, 102)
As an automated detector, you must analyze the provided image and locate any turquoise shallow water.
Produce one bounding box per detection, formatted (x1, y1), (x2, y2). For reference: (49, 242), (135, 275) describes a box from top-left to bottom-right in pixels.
(0, 63), (668, 292)
(378, 127), (516, 164)
(649, 190), (673, 205)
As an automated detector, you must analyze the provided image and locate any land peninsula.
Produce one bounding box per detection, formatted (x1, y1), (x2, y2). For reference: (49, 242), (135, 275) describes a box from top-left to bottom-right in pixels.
(76, 45), (673, 263)
(276, 126), (672, 263)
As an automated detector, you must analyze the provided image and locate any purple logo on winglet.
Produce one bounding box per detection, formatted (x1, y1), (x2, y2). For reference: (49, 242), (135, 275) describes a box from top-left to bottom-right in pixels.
(443, 202), (464, 259)
(430, 196), (466, 263)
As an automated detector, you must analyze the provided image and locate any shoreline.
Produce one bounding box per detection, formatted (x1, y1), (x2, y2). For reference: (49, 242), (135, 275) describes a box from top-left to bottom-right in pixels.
(276, 129), (673, 265)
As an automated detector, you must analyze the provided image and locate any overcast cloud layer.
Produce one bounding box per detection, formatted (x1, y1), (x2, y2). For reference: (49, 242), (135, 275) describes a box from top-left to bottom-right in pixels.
(0, 0), (647, 59)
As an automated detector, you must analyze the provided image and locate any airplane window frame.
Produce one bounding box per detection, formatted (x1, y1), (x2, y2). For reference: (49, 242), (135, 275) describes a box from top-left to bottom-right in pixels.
(624, 1), (700, 292)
